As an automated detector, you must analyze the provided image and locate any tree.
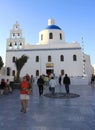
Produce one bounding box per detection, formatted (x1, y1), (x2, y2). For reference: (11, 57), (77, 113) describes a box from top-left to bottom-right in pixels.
(14, 55), (29, 81)
(0, 56), (4, 70)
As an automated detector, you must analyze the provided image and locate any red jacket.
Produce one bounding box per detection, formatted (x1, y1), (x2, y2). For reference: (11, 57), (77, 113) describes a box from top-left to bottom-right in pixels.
(20, 81), (30, 94)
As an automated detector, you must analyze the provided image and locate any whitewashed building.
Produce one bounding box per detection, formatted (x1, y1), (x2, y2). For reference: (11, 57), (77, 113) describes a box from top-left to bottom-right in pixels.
(5, 19), (93, 83)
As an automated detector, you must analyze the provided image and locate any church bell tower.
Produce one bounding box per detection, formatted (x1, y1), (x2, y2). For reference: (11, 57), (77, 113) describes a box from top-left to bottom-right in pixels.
(6, 21), (25, 50)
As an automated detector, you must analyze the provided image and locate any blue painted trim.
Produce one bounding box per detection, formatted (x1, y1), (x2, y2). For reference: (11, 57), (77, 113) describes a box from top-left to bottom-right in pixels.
(45, 25), (61, 30)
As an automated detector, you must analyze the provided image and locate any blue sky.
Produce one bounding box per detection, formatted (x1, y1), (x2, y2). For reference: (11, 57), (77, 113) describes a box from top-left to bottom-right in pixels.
(0, 0), (95, 65)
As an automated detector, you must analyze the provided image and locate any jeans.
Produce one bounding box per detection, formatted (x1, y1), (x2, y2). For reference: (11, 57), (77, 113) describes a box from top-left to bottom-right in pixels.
(51, 87), (55, 95)
(65, 84), (69, 94)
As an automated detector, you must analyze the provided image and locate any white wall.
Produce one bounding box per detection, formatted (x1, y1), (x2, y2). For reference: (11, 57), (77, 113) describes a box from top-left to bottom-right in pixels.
(92, 64), (95, 74)
(6, 47), (84, 78)
(39, 30), (65, 44)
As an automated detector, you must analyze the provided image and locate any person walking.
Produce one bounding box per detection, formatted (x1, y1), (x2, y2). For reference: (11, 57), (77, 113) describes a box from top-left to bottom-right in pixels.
(37, 75), (44, 96)
(49, 76), (56, 95)
(63, 74), (71, 94)
(91, 74), (95, 85)
(20, 76), (31, 113)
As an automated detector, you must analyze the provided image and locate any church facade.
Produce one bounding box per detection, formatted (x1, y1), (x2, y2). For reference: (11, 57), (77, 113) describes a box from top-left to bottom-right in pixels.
(5, 19), (93, 81)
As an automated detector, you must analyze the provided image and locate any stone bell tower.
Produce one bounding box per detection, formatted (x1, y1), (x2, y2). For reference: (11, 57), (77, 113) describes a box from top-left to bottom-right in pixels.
(6, 21), (25, 50)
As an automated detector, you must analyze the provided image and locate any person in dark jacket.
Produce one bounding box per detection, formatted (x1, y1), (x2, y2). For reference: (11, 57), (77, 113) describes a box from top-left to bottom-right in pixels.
(91, 74), (95, 85)
(0, 79), (7, 95)
(37, 75), (45, 96)
(63, 74), (70, 94)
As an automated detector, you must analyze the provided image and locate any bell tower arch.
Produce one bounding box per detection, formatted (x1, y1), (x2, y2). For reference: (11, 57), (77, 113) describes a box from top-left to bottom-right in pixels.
(7, 21), (25, 50)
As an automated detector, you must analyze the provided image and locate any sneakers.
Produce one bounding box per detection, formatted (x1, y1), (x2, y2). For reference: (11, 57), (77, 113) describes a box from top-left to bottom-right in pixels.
(21, 109), (26, 113)
(23, 109), (26, 113)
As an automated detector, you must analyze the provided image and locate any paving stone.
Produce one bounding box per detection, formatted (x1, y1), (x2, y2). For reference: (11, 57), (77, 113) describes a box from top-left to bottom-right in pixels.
(0, 84), (95, 130)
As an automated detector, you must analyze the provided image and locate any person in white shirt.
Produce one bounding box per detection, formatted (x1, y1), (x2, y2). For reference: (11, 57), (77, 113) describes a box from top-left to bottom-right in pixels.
(49, 77), (56, 95)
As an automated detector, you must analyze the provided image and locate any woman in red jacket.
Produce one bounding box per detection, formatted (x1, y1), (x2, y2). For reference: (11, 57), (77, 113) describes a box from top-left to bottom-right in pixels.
(20, 76), (31, 113)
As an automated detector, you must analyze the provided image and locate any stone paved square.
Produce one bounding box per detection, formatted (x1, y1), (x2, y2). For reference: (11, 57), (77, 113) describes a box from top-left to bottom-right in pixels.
(0, 84), (95, 130)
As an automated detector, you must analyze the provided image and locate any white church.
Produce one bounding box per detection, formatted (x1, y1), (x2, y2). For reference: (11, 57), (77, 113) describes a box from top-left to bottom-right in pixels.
(5, 19), (93, 84)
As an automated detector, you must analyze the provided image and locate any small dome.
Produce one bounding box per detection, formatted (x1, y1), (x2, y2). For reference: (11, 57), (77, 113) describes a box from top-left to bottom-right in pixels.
(45, 25), (62, 30)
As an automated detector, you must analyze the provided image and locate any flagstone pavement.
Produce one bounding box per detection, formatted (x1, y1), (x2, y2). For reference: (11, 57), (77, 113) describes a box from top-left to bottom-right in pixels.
(0, 84), (95, 130)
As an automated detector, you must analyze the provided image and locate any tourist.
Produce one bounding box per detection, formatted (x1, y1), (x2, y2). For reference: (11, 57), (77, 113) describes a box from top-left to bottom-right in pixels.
(0, 79), (7, 95)
(49, 76), (56, 95)
(20, 76), (31, 113)
(44, 75), (50, 87)
(6, 79), (12, 93)
(26, 74), (30, 81)
(91, 74), (95, 85)
(63, 74), (71, 94)
(58, 75), (62, 86)
(30, 75), (34, 90)
(37, 75), (45, 96)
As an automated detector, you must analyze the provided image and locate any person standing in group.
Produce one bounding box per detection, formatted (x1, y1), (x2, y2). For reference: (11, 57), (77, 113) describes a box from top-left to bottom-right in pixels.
(58, 75), (62, 86)
(37, 75), (45, 96)
(91, 74), (95, 85)
(20, 76), (31, 113)
(63, 74), (71, 94)
(49, 76), (56, 95)
(30, 75), (34, 90)
(59, 74), (64, 86)
(26, 74), (30, 82)
(0, 79), (6, 95)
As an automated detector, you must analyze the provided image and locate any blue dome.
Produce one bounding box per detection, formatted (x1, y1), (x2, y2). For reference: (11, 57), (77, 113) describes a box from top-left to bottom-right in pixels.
(45, 25), (61, 30)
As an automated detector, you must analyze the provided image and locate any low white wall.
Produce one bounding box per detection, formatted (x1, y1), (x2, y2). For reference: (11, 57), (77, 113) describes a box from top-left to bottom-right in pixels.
(70, 76), (89, 85)
(56, 76), (90, 85)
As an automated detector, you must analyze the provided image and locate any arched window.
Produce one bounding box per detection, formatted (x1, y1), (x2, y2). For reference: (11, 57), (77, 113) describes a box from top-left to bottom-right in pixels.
(36, 70), (39, 76)
(13, 33), (15, 37)
(36, 56), (39, 62)
(41, 34), (43, 40)
(12, 56), (16, 62)
(9, 42), (12, 47)
(48, 55), (52, 62)
(73, 55), (77, 61)
(15, 42), (17, 46)
(16, 25), (18, 29)
(20, 42), (22, 46)
(49, 33), (53, 39)
(7, 67), (10, 76)
(60, 55), (64, 61)
(12, 70), (15, 76)
(18, 33), (20, 36)
(60, 33), (62, 40)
